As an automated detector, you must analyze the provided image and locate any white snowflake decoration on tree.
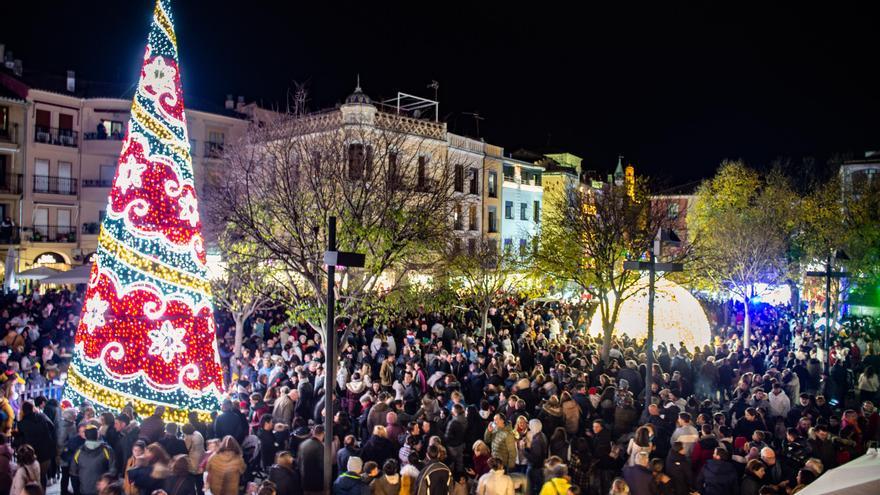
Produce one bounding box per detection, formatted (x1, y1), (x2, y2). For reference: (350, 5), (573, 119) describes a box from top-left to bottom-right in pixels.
(178, 190), (200, 227)
(142, 55), (177, 97)
(82, 295), (109, 333)
(116, 155), (148, 193)
(147, 321), (187, 363)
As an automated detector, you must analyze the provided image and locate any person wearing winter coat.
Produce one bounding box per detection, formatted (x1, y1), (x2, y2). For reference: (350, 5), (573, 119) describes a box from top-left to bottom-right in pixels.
(622, 452), (657, 495)
(162, 455), (199, 495)
(157, 423), (187, 458)
(70, 426), (116, 495)
(694, 448), (738, 495)
(10, 445), (40, 495)
(523, 419), (547, 495)
(370, 459), (402, 495)
(205, 437), (246, 495)
(298, 426), (325, 495)
(272, 388), (297, 425)
(268, 451), (302, 495)
(740, 459), (766, 495)
(137, 406), (165, 444)
(415, 445), (452, 495)
(476, 457), (514, 495)
(14, 400), (56, 488)
(559, 392), (581, 436)
(360, 426), (397, 466)
(538, 460), (570, 495)
(180, 424), (204, 475)
(484, 415), (517, 470)
(664, 442), (693, 495)
(689, 424), (718, 475)
(768, 384), (791, 420)
(334, 456), (370, 495)
(213, 400), (247, 446)
(537, 396), (563, 435)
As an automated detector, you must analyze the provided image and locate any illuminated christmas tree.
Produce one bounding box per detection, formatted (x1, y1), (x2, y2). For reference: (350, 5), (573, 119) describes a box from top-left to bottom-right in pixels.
(63, 0), (224, 423)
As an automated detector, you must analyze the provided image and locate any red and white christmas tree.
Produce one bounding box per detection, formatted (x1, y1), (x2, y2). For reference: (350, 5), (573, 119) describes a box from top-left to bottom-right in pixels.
(63, 0), (225, 423)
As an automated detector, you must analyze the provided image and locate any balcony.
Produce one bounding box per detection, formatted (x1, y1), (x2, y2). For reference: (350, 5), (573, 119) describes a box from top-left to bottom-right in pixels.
(34, 127), (78, 148)
(29, 225), (76, 243)
(0, 227), (21, 245)
(33, 176), (78, 195)
(0, 124), (19, 144)
(83, 131), (124, 141)
(82, 222), (101, 235)
(204, 141), (224, 158)
(82, 179), (113, 188)
(0, 174), (23, 195)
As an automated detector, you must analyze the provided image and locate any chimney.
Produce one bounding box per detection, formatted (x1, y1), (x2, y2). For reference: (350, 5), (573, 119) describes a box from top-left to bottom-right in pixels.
(236, 95), (245, 111)
(224, 94), (234, 110)
(13, 59), (22, 77)
(66, 70), (76, 93)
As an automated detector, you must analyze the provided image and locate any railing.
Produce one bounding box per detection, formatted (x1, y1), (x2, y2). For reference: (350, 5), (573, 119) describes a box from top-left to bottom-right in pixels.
(34, 126), (78, 147)
(83, 131), (124, 140)
(82, 179), (113, 188)
(33, 176), (78, 195)
(22, 384), (63, 402)
(0, 226), (21, 245)
(204, 141), (224, 158)
(0, 124), (19, 144)
(30, 225), (77, 243)
(0, 174), (23, 195)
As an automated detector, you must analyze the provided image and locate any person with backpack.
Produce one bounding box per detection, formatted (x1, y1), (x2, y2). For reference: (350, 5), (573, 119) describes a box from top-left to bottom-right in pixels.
(70, 425), (116, 495)
(415, 444), (452, 495)
(10, 445), (40, 495)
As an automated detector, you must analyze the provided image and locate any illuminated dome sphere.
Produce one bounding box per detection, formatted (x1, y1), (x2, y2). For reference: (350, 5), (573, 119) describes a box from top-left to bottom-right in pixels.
(588, 278), (712, 350)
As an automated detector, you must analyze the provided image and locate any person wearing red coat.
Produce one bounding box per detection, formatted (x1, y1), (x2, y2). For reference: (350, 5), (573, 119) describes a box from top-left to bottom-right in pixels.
(691, 424), (719, 475)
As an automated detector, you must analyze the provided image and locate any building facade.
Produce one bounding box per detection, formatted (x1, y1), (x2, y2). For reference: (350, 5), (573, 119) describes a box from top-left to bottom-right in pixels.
(0, 68), (247, 272)
(501, 157), (543, 256)
(448, 133), (485, 253)
(483, 143), (503, 251)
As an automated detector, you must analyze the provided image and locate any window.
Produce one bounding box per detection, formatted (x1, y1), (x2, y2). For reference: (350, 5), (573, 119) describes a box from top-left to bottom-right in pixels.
(534, 200), (541, 223)
(469, 205), (478, 231)
(503, 165), (514, 181)
(417, 155), (428, 189)
(505, 201), (513, 220)
(34, 159), (49, 193)
(519, 238), (527, 257)
(489, 239), (498, 253)
(488, 206), (497, 233)
(467, 238), (476, 255)
(534, 172), (542, 186)
(488, 172), (498, 198)
(348, 143), (366, 179)
(312, 151), (321, 174)
(503, 238), (513, 252)
(469, 169), (479, 195)
(522, 170), (532, 185)
(454, 164), (464, 192)
(0, 106), (8, 135)
(387, 151), (399, 188)
(520, 203), (528, 221)
(96, 119), (124, 139)
(454, 204), (463, 230)
(667, 202), (680, 220)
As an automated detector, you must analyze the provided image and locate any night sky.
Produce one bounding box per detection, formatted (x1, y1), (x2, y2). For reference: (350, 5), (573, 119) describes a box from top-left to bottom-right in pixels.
(5, 1), (879, 185)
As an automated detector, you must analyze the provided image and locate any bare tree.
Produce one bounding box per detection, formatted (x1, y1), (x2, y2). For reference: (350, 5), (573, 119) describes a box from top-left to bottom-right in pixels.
(445, 239), (524, 341)
(534, 178), (683, 359)
(214, 107), (456, 335)
(208, 230), (278, 377)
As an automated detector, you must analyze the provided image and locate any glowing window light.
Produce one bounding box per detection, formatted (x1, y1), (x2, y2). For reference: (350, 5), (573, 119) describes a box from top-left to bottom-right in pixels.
(588, 278), (712, 350)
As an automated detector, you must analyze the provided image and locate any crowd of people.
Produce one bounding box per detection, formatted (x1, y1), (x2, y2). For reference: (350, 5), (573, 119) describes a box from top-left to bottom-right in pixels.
(0, 287), (878, 495)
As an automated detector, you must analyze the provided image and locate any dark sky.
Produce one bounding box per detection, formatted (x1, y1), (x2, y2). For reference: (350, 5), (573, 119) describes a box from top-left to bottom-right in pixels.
(6, 1), (879, 185)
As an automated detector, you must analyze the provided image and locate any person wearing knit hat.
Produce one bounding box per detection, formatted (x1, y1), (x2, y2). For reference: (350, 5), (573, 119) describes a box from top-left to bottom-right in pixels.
(333, 456), (369, 494)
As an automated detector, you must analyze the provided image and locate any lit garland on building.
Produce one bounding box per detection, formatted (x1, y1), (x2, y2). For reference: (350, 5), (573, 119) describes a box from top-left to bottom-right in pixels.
(62, 0), (224, 423)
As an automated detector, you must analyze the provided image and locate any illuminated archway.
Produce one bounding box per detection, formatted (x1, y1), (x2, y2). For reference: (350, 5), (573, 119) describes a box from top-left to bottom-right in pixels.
(588, 278), (712, 350)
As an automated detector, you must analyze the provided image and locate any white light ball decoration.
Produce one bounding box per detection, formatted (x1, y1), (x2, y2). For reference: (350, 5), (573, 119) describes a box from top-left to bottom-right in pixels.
(588, 278), (712, 350)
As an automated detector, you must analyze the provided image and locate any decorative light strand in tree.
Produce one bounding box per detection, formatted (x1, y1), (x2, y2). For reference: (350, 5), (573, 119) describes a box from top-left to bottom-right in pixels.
(62, 0), (224, 424)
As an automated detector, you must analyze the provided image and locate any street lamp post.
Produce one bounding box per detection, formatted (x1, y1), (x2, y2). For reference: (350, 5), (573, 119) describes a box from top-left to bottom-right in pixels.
(322, 216), (365, 493)
(806, 250), (848, 372)
(624, 228), (682, 416)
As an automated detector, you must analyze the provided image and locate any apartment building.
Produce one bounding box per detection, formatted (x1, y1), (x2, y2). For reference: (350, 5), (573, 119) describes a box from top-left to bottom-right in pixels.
(0, 85), (25, 249)
(0, 65), (247, 272)
(501, 156), (544, 257)
(448, 133), (486, 254)
(483, 143), (503, 250)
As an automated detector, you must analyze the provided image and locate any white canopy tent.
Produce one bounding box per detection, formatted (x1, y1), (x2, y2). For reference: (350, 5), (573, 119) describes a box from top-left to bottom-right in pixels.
(797, 450), (880, 495)
(16, 266), (61, 280)
(39, 264), (93, 285)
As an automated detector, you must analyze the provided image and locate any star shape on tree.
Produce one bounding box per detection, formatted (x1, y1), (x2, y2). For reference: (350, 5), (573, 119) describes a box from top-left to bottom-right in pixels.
(178, 190), (200, 227)
(116, 155), (148, 193)
(147, 321), (187, 363)
(142, 56), (177, 96)
(81, 295), (109, 333)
